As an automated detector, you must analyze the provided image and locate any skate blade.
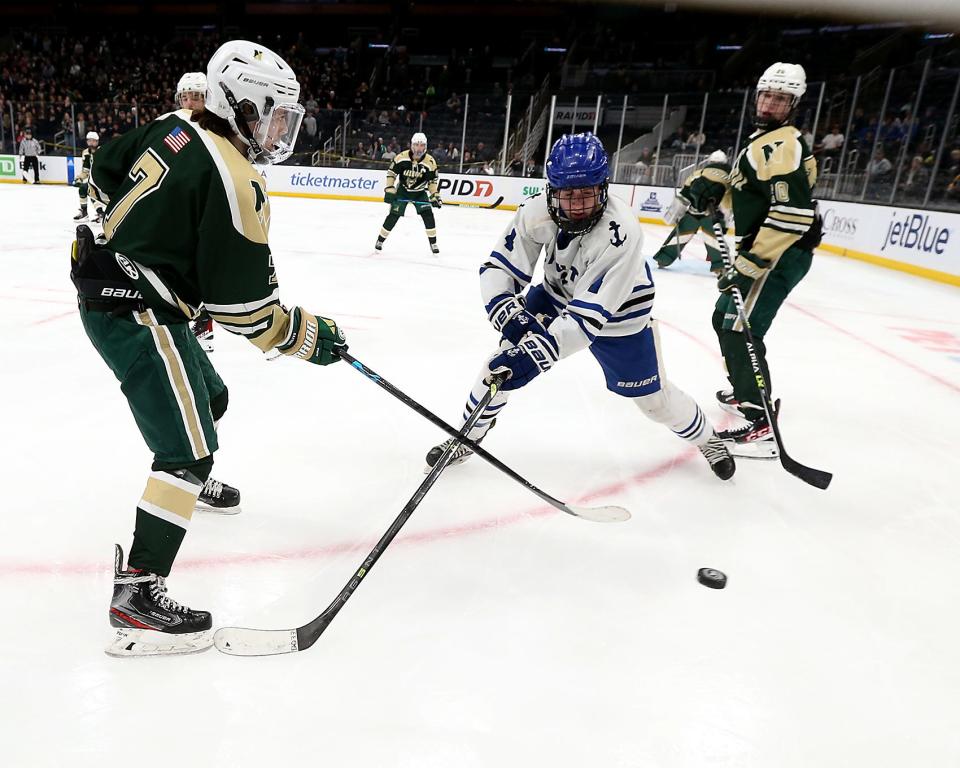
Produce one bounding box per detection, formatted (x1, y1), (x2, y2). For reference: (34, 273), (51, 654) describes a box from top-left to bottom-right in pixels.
(105, 628), (213, 657)
(717, 401), (743, 417)
(194, 501), (242, 515)
(724, 441), (779, 460)
(421, 454), (473, 474)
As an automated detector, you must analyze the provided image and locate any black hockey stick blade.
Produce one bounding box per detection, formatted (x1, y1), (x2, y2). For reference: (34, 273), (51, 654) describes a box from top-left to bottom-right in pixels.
(215, 377), (502, 657)
(337, 350), (630, 523)
(770, 402), (832, 489)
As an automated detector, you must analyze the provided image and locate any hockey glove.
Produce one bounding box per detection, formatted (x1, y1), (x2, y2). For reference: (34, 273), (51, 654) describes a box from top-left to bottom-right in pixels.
(682, 174), (728, 215)
(430, 194), (443, 209)
(717, 252), (771, 295)
(487, 333), (558, 391)
(384, 189), (397, 204)
(277, 306), (346, 366)
(662, 195), (690, 227)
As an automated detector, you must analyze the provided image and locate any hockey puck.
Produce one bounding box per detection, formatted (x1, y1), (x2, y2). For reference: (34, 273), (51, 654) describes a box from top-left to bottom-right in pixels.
(697, 568), (727, 589)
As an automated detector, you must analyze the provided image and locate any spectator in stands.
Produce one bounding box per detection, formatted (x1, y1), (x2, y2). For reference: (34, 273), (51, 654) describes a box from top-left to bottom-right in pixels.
(633, 147), (653, 184)
(481, 157), (496, 175)
(446, 92), (462, 115)
(946, 173), (960, 203)
(445, 142), (459, 163)
(898, 155), (929, 200)
(302, 110), (318, 147)
(821, 124), (844, 161)
(683, 129), (705, 152)
(801, 125), (814, 152)
(475, 141), (492, 162)
(506, 151), (524, 175)
(865, 146), (894, 199)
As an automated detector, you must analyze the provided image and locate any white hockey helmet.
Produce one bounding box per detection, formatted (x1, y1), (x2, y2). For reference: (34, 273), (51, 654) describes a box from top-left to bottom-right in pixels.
(86, 131), (100, 142)
(757, 62), (807, 99)
(177, 72), (207, 98)
(754, 62), (806, 129)
(205, 40), (304, 165)
(705, 149), (728, 165)
(411, 131), (427, 159)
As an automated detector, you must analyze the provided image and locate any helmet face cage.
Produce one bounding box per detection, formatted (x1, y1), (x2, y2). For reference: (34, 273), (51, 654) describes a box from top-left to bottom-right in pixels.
(752, 89), (798, 130)
(546, 181), (609, 235)
(752, 63), (806, 130)
(410, 132), (427, 160)
(177, 72), (207, 110)
(545, 132), (610, 235)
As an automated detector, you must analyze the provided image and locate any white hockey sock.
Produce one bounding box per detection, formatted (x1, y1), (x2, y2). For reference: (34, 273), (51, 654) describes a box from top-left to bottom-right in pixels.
(460, 369), (510, 441)
(633, 382), (713, 447)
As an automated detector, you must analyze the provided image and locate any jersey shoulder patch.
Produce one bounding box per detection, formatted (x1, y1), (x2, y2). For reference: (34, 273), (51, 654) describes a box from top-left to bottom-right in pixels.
(422, 154), (438, 171)
(395, 150), (411, 163)
(745, 126), (803, 181)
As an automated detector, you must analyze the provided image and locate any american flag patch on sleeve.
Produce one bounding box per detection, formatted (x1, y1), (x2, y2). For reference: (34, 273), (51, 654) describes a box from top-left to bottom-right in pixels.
(163, 126), (191, 153)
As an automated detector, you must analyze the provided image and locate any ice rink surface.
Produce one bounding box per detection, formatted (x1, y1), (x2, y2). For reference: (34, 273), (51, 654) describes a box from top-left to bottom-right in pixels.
(2, 183), (959, 767)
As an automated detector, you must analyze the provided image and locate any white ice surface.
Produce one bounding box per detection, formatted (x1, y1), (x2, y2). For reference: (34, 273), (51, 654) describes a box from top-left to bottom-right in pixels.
(1, 183), (959, 767)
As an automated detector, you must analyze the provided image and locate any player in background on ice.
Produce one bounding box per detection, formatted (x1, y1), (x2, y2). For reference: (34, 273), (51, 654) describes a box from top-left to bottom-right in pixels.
(73, 131), (105, 223)
(176, 71), (217, 353)
(18, 127), (41, 184)
(424, 133), (735, 481)
(676, 63), (822, 458)
(73, 41), (345, 656)
(375, 132), (442, 255)
(654, 150), (731, 274)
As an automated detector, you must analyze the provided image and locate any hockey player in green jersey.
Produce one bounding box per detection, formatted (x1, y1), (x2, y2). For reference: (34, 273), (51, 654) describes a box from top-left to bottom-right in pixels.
(374, 132), (442, 255)
(682, 63), (822, 457)
(72, 40), (345, 656)
(654, 150), (731, 274)
(73, 131), (104, 223)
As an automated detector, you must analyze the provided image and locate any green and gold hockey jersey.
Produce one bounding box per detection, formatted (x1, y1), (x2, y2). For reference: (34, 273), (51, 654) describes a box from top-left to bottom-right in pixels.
(385, 150), (438, 196)
(729, 125), (820, 264)
(78, 146), (97, 183)
(89, 109), (292, 351)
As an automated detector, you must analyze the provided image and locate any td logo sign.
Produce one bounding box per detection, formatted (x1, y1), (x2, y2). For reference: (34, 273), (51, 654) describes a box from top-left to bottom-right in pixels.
(0, 156), (16, 178)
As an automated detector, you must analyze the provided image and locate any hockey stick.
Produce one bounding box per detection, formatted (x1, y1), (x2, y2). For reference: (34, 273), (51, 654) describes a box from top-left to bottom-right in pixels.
(709, 209), (832, 490)
(396, 196), (505, 210)
(338, 349), (630, 523)
(214, 378), (503, 657)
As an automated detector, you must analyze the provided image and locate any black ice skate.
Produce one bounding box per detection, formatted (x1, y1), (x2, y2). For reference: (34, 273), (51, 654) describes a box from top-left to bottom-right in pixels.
(191, 313), (214, 353)
(106, 544), (213, 657)
(717, 414), (778, 459)
(92, 207), (104, 224)
(195, 477), (241, 514)
(715, 388), (742, 416)
(698, 432), (736, 480)
(430, 243), (440, 255)
(374, 239), (384, 251)
(73, 205), (88, 221)
(424, 420), (494, 473)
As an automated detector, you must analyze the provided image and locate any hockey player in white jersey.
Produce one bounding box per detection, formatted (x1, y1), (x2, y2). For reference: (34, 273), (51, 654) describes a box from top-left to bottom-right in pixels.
(425, 133), (735, 480)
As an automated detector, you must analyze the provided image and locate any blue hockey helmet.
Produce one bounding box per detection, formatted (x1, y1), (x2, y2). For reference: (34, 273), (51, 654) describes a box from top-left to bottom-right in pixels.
(545, 132), (610, 235)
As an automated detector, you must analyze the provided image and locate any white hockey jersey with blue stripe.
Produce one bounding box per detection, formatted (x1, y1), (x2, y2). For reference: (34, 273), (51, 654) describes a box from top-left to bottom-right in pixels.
(480, 193), (655, 359)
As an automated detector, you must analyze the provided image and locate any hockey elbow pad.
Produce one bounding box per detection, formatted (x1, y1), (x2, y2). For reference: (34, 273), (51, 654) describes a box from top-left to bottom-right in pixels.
(277, 306), (346, 366)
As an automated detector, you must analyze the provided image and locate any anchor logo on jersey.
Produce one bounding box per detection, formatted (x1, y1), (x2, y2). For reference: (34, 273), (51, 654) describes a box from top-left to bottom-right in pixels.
(609, 221), (627, 247)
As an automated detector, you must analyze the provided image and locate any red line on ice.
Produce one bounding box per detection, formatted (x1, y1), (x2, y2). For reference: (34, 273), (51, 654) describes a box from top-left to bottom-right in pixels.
(787, 301), (960, 394)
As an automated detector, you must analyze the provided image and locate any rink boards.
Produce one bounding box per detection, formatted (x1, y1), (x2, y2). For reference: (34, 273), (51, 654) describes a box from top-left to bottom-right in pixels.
(3, 153), (958, 285)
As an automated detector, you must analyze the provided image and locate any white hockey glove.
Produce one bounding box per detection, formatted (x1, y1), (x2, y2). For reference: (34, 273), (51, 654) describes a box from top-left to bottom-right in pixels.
(663, 195), (691, 226)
